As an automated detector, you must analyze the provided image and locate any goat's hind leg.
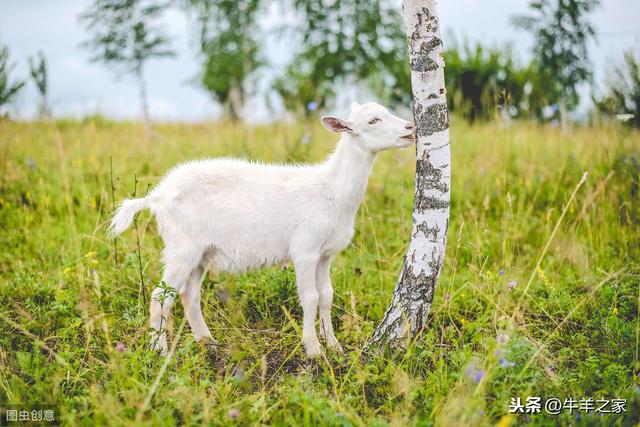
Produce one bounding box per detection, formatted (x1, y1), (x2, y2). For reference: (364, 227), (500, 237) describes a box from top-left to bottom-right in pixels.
(180, 266), (216, 344)
(149, 251), (200, 354)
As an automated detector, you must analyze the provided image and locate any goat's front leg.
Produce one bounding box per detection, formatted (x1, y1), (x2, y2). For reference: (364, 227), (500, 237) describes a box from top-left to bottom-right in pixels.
(316, 256), (343, 352)
(293, 254), (322, 358)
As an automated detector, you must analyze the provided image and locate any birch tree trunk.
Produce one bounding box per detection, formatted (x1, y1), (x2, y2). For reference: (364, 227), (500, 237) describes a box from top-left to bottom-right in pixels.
(136, 63), (151, 137)
(369, 0), (450, 349)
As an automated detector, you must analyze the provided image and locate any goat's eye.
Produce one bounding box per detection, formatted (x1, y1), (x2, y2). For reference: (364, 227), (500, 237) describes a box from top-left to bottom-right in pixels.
(368, 118), (381, 125)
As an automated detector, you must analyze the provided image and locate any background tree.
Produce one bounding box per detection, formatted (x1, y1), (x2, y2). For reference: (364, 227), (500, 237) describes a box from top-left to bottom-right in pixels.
(374, 38), (554, 123)
(275, 0), (407, 115)
(185, 0), (263, 120)
(511, 0), (600, 128)
(444, 42), (526, 122)
(28, 51), (50, 119)
(593, 48), (640, 128)
(0, 42), (25, 116)
(370, 0), (450, 349)
(80, 0), (174, 131)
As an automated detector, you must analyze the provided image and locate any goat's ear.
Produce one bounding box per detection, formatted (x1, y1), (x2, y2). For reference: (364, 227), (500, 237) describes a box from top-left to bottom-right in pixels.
(350, 101), (360, 111)
(321, 116), (353, 133)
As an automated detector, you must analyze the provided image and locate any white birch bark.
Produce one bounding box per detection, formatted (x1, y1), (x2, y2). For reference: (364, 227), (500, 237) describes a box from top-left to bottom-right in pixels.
(370, 0), (450, 348)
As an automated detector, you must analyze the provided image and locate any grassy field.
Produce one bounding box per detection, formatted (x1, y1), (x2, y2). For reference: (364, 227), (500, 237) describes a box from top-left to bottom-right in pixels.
(0, 117), (638, 426)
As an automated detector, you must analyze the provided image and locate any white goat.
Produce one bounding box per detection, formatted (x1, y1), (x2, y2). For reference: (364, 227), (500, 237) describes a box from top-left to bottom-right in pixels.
(109, 102), (415, 357)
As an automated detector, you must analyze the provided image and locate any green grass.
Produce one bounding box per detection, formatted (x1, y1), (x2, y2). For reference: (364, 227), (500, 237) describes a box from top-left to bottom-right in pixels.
(0, 117), (638, 426)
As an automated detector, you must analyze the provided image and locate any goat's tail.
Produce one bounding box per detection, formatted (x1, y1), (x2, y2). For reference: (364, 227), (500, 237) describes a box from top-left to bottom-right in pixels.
(108, 197), (149, 237)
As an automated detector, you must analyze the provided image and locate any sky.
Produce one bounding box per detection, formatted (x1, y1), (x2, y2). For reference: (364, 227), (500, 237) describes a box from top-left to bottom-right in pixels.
(0, 0), (638, 122)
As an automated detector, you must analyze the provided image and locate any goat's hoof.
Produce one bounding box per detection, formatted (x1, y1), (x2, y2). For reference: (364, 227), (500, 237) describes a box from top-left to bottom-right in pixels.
(327, 341), (344, 354)
(304, 339), (323, 359)
(201, 338), (220, 352)
(150, 338), (168, 356)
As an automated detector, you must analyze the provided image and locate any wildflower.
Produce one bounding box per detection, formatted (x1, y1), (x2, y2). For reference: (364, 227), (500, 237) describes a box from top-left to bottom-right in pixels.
(228, 408), (239, 420)
(536, 266), (550, 285)
(217, 288), (230, 304)
(465, 366), (474, 378)
(232, 365), (245, 381)
(115, 342), (126, 353)
(301, 134), (311, 145)
(499, 358), (515, 368)
(499, 269), (505, 276)
(306, 101), (318, 111)
(27, 157), (36, 170)
(465, 366), (485, 383)
(444, 292), (451, 303)
(507, 281), (517, 290)
(497, 333), (509, 344)
(281, 263), (289, 270)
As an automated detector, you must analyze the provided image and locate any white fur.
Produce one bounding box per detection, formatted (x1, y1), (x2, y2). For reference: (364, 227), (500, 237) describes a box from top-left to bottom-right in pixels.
(109, 102), (415, 357)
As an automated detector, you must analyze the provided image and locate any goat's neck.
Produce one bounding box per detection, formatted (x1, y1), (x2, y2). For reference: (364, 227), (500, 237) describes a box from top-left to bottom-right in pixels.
(324, 135), (376, 215)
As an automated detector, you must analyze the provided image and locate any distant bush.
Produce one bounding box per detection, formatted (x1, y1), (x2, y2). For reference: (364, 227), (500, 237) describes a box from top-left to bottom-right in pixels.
(593, 48), (640, 128)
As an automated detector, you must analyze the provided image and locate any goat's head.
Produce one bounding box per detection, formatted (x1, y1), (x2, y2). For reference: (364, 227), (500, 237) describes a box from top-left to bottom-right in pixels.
(321, 102), (415, 152)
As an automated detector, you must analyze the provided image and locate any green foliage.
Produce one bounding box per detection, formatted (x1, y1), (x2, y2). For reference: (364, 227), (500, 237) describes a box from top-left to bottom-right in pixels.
(28, 51), (49, 118)
(512, 0), (600, 111)
(270, 2), (567, 122)
(79, 0), (174, 74)
(0, 119), (638, 425)
(594, 48), (640, 128)
(444, 42), (527, 122)
(0, 42), (25, 113)
(370, 39), (559, 122)
(185, 0), (263, 119)
(275, 0), (406, 115)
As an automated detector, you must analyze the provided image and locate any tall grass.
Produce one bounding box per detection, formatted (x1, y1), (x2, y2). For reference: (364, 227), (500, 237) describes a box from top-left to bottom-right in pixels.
(0, 117), (638, 425)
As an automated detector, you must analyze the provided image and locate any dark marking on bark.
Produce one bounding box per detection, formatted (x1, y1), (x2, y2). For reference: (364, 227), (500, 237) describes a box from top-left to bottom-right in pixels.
(408, 8), (440, 72)
(415, 7), (438, 34)
(413, 221), (441, 242)
(415, 154), (448, 193)
(397, 251), (441, 309)
(415, 102), (449, 137)
(410, 37), (442, 72)
(427, 93), (438, 99)
(415, 194), (450, 211)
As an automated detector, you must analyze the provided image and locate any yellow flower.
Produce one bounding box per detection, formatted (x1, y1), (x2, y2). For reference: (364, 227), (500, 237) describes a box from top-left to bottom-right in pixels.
(496, 415), (514, 427)
(536, 266), (550, 286)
